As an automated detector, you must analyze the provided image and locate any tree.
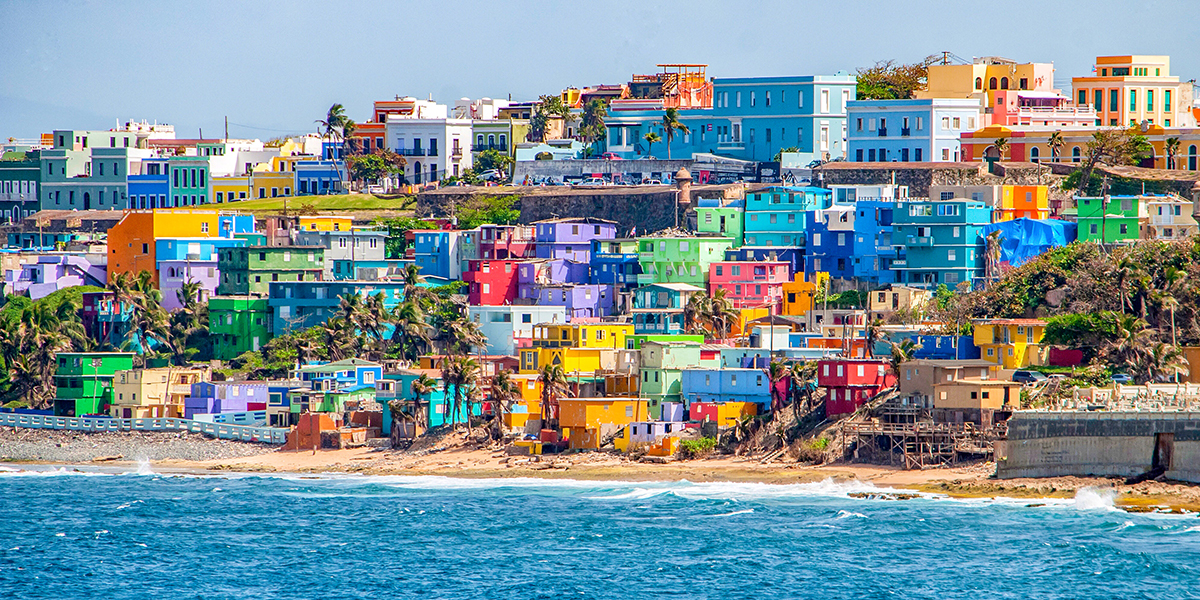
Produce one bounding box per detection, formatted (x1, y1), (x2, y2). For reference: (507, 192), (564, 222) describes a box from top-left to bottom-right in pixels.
(316, 104), (351, 142)
(538, 363), (569, 432)
(578, 99), (608, 150)
(773, 147), (799, 162)
(528, 95), (573, 143)
(373, 216), (434, 258)
(441, 355), (479, 430)
(473, 149), (513, 175)
(1135, 342), (1188, 385)
(886, 339), (918, 384)
(1048, 131), (1065, 161)
(992, 137), (1010, 160)
(855, 57), (936, 100)
(1166, 137), (1181, 170)
(346, 154), (388, 185)
(864, 317), (884, 358)
(487, 369), (520, 441)
(643, 132), (661, 158)
(708, 288), (735, 340)
(0, 296), (88, 408)
(661, 107), (690, 160)
(766, 360), (793, 413)
(1074, 129), (1156, 193)
(454, 195), (520, 230)
(683, 292), (711, 335)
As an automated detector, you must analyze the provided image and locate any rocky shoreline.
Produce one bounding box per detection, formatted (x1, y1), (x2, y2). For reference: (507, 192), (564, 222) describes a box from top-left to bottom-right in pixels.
(0, 427), (277, 463)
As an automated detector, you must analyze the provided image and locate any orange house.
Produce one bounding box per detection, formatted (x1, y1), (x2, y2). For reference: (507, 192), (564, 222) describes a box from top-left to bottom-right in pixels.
(107, 209), (226, 285)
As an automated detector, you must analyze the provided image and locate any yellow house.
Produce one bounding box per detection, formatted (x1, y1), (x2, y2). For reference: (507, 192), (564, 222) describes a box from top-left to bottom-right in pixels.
(299, 215), (354, 232)
(973, 319), (1047, 369)
(559, 397), (649, 449)
(730, 307), (769, 337)
(918, 58), (1057, 111)
(213, 175), (251, 204)
(109, 367), (210, 419)
(532, 322), (632, 350)
(869, 285), (932, 314)
(500, 374), (544, 430)
(518, 347), (615, 376)
(781, 272), (828, 316)
(250, 170), (294, 200)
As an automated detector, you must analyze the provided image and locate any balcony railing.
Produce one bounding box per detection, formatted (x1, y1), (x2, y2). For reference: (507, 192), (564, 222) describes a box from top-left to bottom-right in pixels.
(471, 144), (509, 152)
(900, 128), (911, 137)
(397, 149), (426, 156)
(906, 236), (934, 247)
(891, 259), (907, 268)
(878, 128), (888, 137)
(451, 147), (463, 157)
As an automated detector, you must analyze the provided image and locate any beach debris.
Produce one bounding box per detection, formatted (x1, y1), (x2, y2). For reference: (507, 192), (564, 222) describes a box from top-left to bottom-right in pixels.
(847, 492), (919, 501)
(93, 455), (124, 462)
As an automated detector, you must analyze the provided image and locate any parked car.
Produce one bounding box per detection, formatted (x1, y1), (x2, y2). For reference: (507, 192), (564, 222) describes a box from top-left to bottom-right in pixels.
(601, 152), (623, 160)
(641, 178), (664, 185)
(807, 159), (825, 168)
(478, 169), (503, 181)
(1012, 370), (1047, 384)
(1111, 373), (1133, 384)
(577, 177), (608, 186)
(1047, 374), (1067, 381)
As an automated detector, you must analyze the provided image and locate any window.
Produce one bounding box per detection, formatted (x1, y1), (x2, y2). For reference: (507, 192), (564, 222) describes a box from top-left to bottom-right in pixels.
(1110, 89), (1119, 112)
(1120, 224), (1128, 234)
(820, 89), (830, 113)
(948, 249), (956, 261)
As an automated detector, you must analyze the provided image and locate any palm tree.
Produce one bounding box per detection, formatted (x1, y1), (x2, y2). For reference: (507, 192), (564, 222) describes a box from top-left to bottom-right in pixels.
(488, 369), (521, 441)
(992, 137), (1010, 161)
(1166, 137), (1181, 170)
(388, 300), (430, 362)
(709, 288), (735, 340)
(766, 360), (793, 413)
(538, 363), (569, 432)
(1159, 267), (1187, 347)
(1103, 314), (1154, 373)
(683, 292), (711, 335)
(316, 104), (350, 143)
(643, 132), (661, 158)
(661, 108), (690, 160)
(886, 339), (918, 384)
(864, 317), (884, 358)
(1135, 342), (1189, 385)
(402, 373), (437, 442)
(1048, 131), (1065, 161)
(441, 355), (479, 430)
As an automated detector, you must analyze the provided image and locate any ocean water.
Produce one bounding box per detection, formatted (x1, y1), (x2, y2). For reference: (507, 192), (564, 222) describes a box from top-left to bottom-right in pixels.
(1, 465), (1198, 599)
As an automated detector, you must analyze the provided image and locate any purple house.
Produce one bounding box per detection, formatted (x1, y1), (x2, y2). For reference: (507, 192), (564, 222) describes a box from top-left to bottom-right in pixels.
(184, 381), (276, 419)
(522, 283), (614, 320)
(533, 218), (617, 263)
(4, 253), (107, 299)
(160, 261), (219, 311)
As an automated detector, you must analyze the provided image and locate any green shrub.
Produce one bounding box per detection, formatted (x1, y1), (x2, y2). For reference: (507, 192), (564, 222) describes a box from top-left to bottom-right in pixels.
(678, 436), (717, 459)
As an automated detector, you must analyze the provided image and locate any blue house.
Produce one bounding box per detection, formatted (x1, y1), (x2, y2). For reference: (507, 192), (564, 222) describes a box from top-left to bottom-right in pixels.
(379, 369), (479, 435)
(414, 230), (462, 280)
(680, 367), (773, 410)
(891, 199), (993, 288)
(743, 186), (830, 247)
(633, 282), (704, 335)
(850, 200), (897, 285)
(295, 159), (345, 196)
(590, 239), (642, 292)
(873, 332), (979, 360)
(269, 280), (408, 334)
(711, 74), (857, 163)
(847, 98), (982, 163)
(723, 246), (804, 280)
(805, 205), (856, 280)
(127, 158), (169, 209)
(603, 105), (713, 160)
(295, 358), (382, 391)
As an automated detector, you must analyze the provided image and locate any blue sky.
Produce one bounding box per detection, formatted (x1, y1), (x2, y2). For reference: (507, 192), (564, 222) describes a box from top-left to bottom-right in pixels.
(2, 0), (1198, 140)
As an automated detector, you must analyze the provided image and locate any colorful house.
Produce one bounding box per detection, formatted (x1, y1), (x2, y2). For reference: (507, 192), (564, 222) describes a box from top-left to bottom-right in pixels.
(632, 282), (704, 336)
(640, 341), (706, 416)
(212, 175), (251, 204)
(109, 367), (210, 419)
(997, 185), (1050, 221)
(209, 296), (271, 360)
(742, 186), (829, 248)
(464, 259), (523, 305)
(1143, 195), (1198, 240)
(1073, 195), (1143, 243)
(973, 319), (1047, 369)
(559, 397), (649, 450)
(269, 280), (406, 334)
(414, 230), (464, 280)
(216, 246), (324, 297)
(532, 322), (632, 350)
(817, 358), (895, 416)
(696, 199), (745, 246)
(51, 352), (135, 417)
(708, 260), (789, 309)
(846, 98), (983, 162)
(590, 238), (643, 291)
(868, 285), (932, 315)
(478, 224), (535, 260)
(468, 304), (568, 356)
(636, 235), (734, 286)
(891, 199), (992, 288)
(107, 209), (248, 286)
(378, 368), (479, 436)
(681, 367), (777, 411)
(534, 217), (617, 263)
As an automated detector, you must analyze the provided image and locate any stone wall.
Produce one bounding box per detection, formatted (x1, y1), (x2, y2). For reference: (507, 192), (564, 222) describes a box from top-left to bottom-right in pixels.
(998, 411), (1200, 482)
(814, 162), (1065, 198)
(417, 184), (741, 233)
(512, 159), (694, 182)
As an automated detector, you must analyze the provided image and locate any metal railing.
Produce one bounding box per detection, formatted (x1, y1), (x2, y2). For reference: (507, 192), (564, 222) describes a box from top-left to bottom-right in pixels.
(0, 413), (289, 444)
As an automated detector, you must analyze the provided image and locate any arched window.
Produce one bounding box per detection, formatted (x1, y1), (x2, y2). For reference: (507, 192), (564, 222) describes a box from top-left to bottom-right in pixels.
(487, 134), (495, 148)
(476, 134), (484, 147)
(1030, 147), (1039, 162)
(989, 77), (998, 90)
(975, 77), (983, 90)
(1000, 77), (1009, 90)
(414, 161), (422, 184)
(499, 134), (507, 150)
(1190, 145), (1198, 171)
(1072, 146), (1081, 163)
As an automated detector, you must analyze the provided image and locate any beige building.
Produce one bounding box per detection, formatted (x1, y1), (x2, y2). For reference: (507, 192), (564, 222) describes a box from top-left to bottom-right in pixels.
(110, 367), (210, 419)
(918, 57), (1058, 121)
(897, 359), (998, 402)
(869, 285), (933, 314)
(1142, 195), (1198, 240)
(1071, 55), (1196, 128)
(931, 379), (1022, 426)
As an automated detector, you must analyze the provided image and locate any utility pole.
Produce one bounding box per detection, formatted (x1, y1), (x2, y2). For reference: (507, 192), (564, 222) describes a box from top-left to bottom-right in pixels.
(1101, 175), (1110, 248)
(224, 117), (228, 143)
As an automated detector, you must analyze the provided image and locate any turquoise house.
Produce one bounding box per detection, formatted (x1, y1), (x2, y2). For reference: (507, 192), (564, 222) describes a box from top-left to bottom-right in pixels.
(891, 199), (993, 288)
(742, 186), (831, 247)
(379, 370), (480, 436)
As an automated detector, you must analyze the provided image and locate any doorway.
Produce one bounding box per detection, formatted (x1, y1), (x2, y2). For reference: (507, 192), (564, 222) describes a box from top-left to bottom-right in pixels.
(1152, 433), (1174, 471)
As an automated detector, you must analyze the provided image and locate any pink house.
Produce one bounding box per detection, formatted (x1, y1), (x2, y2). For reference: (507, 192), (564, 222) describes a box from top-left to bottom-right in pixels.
(990, 90), (1097, 128)
(707, 261), (789, 310)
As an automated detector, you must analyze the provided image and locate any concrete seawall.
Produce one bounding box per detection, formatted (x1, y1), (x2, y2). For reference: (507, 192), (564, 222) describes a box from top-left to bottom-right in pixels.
(998, 411), (1200, 482)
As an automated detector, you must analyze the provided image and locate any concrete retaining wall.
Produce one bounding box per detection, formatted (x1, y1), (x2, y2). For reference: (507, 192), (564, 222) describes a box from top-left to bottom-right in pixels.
(513, 159), (693, 182)
(998, 411), (1200, 482)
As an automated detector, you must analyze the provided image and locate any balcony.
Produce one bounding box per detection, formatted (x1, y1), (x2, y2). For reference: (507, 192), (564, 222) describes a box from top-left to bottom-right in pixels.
(717, 139), (744, 150)
(397, 149), (426, 156)
(451, 147), (463, 158)
(472, 144), (509, 152)
(891, 259), (907, 268)
(426, 147), (439, 156)
(877, 128), (887, 137)
(900, 128), (911, 137)
(906, 236), (934, 247)
(636, 273), (656, 285)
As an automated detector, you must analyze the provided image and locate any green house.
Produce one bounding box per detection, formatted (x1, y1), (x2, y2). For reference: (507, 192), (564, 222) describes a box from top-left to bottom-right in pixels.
(52, 352), (136, 416)
(209, 296), (271, 360)
(1074, 195), (1144, 243)
(636, 236), (734, 286)
(215, 245), (325, 296)
(696, 202), (745, 248)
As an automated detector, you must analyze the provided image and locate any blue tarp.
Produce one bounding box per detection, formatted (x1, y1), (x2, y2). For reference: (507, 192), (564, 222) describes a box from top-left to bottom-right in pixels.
(980, 218), (1077, 268)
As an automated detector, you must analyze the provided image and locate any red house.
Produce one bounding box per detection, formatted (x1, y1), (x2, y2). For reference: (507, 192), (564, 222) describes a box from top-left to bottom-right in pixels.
(464, 259), (523, 305)
(817, 358), (895, 416)
(478, 224), (535, 260)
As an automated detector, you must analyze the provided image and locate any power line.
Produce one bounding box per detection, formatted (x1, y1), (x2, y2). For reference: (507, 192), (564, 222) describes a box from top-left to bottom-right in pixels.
(225, 121), (313, 134)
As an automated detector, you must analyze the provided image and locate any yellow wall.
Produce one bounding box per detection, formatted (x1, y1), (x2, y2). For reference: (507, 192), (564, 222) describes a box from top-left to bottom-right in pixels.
(213, 176), (251, 203)
(537, 323), (632, 349)
(974, 322), (1046, 369)
(921, 62), (1056, 107)
(560, 398), (649, 448)
(299, 216), (353, 232)
(503, 375), (544, 429)
(933, 380), (1021, 410)
(251, 172), (294, 199)
(109, 367), (207, 418)
(518, 347), (611, 375)
(782, 275), (822, 316)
